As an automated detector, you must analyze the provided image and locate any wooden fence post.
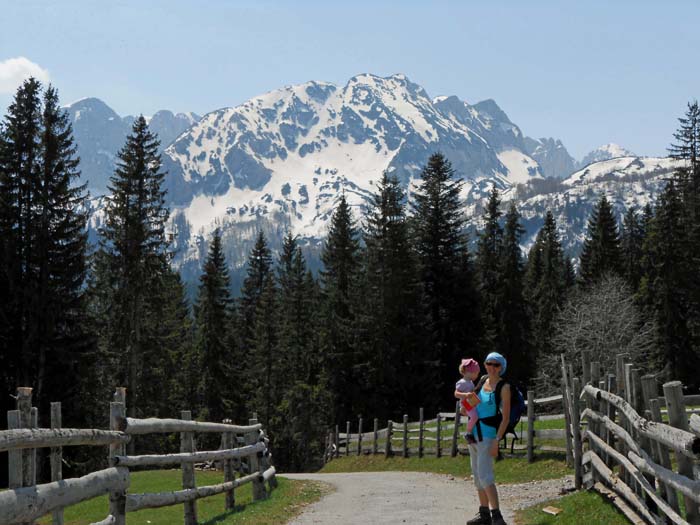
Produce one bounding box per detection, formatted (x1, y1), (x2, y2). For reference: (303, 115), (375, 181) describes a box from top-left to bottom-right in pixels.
(615, 353), (628, 398)
(581, 351), (591, 386)
(663, 381), (700, 524)
(385, 420), (393, 458)
(109, 388), (127, 525)
(334, 424), (339, 459)
(222, 421), (235, 511)
(7, 410), (21, 489)
(526, 390), (535, 463)
(345, 421), (350, 457)
(451, 401), (461, 457)
(357, 417), (363, 456)
(373, 418), (378, 455)
(17, 387), (34, 490)
(571, 377), (583, 490)
(436, 414), (442, 458)
(560, 356), (574, 468)
(418, 408), (424, 458)
(589, 363), (600, 450)
(247, 418), (266, 501)
(181, 410), (198, 524)
(51, 402), (64, 525)
(402, 414), (409, 458)
(640, 375), (678, 512)
(605, 374), (617, 468)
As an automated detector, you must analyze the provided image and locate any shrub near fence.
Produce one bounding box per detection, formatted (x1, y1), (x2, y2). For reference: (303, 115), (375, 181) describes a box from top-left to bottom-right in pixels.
(562, 351), (700, 525)
(324, 391), (573, 465)
(0, 387), (277, 525)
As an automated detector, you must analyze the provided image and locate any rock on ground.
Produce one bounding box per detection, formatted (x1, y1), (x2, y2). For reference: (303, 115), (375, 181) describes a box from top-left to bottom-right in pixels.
(282, 472), (574, 525)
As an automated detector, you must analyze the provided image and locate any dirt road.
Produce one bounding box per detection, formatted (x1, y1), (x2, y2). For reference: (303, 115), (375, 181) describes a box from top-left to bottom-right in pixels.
(282, 471), (573, 525)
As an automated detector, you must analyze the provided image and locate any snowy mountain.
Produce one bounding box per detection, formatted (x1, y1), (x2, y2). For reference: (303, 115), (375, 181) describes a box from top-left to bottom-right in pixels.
(69, 74), (676, 291)
(64, 98), (201, 195)
(579, 143), (635, 167)
(523, 137), (577, 179)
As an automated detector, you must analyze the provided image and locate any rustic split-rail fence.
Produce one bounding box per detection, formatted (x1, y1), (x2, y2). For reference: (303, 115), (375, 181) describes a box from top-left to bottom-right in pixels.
(324, 392), (570, 463)
(0, 387), (277, 525)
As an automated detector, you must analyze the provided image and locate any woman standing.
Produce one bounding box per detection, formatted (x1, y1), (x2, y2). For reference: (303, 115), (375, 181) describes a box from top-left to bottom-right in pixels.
(465, 352), (510, 525)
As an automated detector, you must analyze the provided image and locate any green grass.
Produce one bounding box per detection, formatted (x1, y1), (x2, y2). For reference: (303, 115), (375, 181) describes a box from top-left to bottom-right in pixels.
(320, 451), (572, 484)
(515, 490), (629, 525)
(36, 470), (329, 525)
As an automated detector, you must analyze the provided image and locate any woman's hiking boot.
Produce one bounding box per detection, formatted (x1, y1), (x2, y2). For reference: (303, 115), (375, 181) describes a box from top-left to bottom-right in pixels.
(466, 506), (491, 525)
(490, 509), (507, 525)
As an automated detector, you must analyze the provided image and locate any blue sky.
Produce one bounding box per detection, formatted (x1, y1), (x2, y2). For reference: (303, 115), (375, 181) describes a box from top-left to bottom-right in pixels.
(1, 0), (698, 159)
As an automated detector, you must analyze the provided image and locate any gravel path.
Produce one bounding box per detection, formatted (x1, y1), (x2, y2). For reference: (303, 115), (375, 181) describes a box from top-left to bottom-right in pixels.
(282, 472), (574, 525)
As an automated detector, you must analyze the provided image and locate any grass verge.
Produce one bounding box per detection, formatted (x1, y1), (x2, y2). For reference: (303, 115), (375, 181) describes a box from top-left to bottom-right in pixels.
(515, 490), (629, 525)
(320, 452), (572, 484)
(37, 470), (329, 525)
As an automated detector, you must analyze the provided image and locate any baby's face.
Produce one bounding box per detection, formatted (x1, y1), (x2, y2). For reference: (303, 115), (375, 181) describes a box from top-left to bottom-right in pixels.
(467, 370), (479, 381)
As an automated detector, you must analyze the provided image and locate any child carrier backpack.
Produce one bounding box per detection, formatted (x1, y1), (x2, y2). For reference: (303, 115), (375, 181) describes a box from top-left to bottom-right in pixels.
(474, 376), (527, 453)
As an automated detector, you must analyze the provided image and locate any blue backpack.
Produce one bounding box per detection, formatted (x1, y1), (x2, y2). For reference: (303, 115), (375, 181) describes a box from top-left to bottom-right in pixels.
(474, 376), (527, 444)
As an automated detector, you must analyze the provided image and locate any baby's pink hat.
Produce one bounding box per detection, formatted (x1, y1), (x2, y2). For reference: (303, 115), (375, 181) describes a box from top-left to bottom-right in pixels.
(460, 358), (480, 374)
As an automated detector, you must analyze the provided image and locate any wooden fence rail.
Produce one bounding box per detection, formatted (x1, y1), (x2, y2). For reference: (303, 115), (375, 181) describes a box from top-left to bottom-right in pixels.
(1, 387), (277, 525)
(325, 391), (571, 464)
(562, 351), (700, 525)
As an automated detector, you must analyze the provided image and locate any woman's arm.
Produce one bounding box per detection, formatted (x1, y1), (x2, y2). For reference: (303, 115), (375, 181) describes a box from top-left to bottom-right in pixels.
(496, 384), (511, 441)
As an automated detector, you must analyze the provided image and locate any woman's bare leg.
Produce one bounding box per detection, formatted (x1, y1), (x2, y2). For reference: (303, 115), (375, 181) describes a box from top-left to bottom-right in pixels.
(484, 484), (499, 510)
(477, 488), (489, 507)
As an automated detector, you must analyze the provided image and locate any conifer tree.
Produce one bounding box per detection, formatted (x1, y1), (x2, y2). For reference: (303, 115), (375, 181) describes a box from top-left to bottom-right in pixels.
(579, 195), (623, 285)
(359, 172), (424, 417)
(94, 115), (172, 420)
(620, 207), (645, 291)
(642, 181), (698, 383)
(498, 202), (531, 383)
(476, 187), (504, 353)
(320, 193), (361, 423)
(195, 229), (233, 423)
(412, 153), (479, 408)
(526, 211), (566, 359)
(251, 273), (279, 429)
(0, 79), (90, 421)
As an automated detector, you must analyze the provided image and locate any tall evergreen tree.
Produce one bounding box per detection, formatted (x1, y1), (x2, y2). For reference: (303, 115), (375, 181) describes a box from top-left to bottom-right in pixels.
(620, 206), (645, 291)
(412, 153), (479, 409)
(359, 172), (424, 418)
(194, 229), (233, 423)
(475, 187), (504, 353)
(251, 272), (279, 429)
(642, 181), (698, 383)
(0, 79), (90, 418)
(94, 115), (172, 420)
(579, 195), (623, 285)
(498, 202), (531, 384)
(526, 211), (567, 359)
(320, 193), (361, 423)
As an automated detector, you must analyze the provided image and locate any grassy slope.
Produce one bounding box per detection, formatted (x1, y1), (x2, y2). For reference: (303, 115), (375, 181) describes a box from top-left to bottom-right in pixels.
(37, 470), (328, 525)
(515, 490), (630, 525)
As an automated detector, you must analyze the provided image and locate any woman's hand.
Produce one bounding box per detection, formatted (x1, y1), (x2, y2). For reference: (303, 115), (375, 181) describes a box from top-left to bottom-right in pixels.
(489, 440), (499, 458)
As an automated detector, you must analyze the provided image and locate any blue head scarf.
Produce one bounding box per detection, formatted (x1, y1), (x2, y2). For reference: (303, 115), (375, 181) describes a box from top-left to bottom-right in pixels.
(485, 352), (507, 376)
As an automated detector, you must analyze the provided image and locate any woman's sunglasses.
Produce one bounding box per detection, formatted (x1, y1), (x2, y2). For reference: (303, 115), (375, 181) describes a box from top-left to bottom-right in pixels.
(485, 362), (501, 368)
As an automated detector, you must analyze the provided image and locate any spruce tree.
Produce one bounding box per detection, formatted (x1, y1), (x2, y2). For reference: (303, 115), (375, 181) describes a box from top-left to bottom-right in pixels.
(412, 152), (479, 408)
(498, 202), (531, 384)
(0, 79), (90, 418)
(526, 211), (567, 359)
(475, 187), (504, 353)
(579, 195), (623, 285)
(94, 115), (172, 421)
(251, 272), (279, 429)
(360, 172), (424, 418)
(320, 193), (361, 423)
(195, 229), (233, 423)
(620, 207), (645, 292)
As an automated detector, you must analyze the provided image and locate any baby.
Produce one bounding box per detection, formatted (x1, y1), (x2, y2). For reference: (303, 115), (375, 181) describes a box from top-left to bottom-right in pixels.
(454, 358), (481, 439)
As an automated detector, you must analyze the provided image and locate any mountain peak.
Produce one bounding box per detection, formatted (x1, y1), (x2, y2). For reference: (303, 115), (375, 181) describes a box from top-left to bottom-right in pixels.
(580, 143), (635, 167)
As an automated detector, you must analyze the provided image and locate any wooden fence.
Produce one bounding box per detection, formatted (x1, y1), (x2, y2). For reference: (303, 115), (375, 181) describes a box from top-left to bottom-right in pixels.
(562, 352), (700, 525)
(323, 391), (572, 464)
(0, 387), (277, 525)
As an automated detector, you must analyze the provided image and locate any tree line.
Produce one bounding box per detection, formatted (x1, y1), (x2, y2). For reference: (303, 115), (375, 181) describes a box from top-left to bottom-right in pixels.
(1, 79), (698, 480)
